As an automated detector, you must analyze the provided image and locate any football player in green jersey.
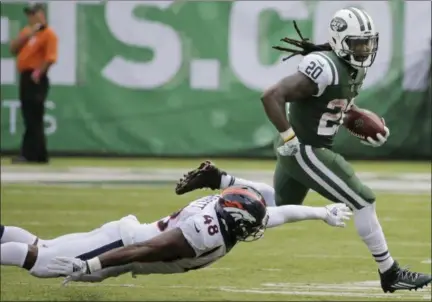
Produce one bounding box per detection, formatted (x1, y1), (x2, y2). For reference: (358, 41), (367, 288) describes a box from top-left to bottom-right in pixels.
(175, 7), (431, 294)
(259, 7), (431, 293)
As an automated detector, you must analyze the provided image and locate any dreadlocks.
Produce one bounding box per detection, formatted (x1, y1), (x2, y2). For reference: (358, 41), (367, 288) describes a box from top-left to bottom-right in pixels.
(273, 21), (332, 61)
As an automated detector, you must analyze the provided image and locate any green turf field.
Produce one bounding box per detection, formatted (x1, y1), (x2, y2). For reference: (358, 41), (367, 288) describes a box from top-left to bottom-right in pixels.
(1, 159), (431, 301)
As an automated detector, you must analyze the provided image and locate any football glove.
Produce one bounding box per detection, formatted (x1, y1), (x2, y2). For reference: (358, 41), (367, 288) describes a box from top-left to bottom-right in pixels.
(47, 256), (89, 280)
(277, 128), (300, 156)
(360, 118), (390, 148)
(323, 204), (352, 228)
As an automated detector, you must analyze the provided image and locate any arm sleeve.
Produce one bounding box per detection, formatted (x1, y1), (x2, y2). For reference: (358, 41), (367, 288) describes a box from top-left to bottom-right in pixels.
(266, 205), (326, 228)
(297, 53), (335, 97)
(179, 214), (224, 257)
(44, 30), (58, 63)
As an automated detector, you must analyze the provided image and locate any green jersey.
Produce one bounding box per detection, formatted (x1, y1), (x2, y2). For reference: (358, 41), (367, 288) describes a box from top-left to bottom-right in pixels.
(288, 51), (367, 148)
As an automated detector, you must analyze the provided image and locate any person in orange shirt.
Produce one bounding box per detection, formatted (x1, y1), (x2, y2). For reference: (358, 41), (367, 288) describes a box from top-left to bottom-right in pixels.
(9, 3), (57, 164)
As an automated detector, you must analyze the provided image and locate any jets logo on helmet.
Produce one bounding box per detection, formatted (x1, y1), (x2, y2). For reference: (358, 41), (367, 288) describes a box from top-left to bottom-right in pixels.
(217, 185), (268, 242)
(330, 17), (348, 32)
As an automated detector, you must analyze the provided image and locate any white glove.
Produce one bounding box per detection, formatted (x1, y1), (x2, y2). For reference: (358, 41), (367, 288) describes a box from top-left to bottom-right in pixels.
(360, 119), (390, 148)
(277, 129), (300, 156)
(47, 256), (88, 280)
(323, 204), (352, 227)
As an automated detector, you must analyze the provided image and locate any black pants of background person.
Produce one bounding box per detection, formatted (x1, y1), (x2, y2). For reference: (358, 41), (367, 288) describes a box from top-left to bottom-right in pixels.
(16, 70), (50, 163)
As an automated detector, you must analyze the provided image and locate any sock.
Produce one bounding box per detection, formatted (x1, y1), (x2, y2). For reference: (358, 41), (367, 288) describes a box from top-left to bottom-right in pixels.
(0, 226), (37, 245)
(353, 204), (395, 273)
(1, 242), (29, 267)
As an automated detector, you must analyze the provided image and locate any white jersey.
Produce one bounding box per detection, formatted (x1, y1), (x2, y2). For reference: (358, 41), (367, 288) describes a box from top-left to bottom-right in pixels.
(119, 195), (229, 275)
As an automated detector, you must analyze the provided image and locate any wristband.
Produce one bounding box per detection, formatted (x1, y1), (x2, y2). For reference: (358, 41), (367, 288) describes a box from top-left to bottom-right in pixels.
(280, 128), (296, 142)
(86, 257), (102, 273)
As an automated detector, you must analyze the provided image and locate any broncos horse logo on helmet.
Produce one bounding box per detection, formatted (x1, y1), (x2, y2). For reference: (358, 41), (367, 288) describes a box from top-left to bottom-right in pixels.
(216, 185), (269, 243)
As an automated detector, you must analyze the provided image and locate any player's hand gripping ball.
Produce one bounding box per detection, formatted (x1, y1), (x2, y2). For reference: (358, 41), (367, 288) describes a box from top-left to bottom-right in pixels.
(343, 107), (390, 147)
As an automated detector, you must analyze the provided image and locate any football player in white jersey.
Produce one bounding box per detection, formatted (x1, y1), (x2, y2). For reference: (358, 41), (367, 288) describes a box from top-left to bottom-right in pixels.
(1, 179), (351, 283)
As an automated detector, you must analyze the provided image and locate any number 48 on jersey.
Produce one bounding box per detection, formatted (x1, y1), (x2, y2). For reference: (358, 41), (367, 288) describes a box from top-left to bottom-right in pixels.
(199, 215), (219, 236)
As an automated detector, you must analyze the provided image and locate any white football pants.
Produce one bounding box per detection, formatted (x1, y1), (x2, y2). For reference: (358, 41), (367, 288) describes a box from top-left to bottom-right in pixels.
(31, 215), (137, 278)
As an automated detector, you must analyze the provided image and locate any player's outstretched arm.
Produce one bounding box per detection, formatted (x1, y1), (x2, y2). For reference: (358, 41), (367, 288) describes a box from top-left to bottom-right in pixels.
(47, 228), (196, 277)
(266, 204), (352, 228)
(92, 228), (195, 268)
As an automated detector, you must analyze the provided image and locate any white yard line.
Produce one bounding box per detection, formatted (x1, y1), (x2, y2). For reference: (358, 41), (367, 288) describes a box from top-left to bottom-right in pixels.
(2, 166), (430, 179)
(1, 168), (431, 194)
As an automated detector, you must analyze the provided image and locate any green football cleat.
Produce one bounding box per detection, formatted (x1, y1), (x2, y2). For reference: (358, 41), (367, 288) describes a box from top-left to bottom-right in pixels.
(380, 261), (432, 293)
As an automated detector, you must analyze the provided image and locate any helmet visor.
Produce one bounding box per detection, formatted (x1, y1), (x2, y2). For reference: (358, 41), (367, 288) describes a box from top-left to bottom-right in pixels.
(238, 212), (269, 242)
(343, 35), (378, 63)
(237, 223), (266, 242)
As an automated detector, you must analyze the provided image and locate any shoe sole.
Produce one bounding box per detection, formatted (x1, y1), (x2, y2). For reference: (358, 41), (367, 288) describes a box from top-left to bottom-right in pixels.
(175, 161), (213, 195)
(383, 280), (431, 293)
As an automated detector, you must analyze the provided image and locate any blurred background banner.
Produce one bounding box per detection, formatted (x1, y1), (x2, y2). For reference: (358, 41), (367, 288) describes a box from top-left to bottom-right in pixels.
(1, 1), (430, 159)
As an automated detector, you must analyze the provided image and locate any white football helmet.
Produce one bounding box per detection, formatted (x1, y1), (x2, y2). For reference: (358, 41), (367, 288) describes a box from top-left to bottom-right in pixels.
(328, 7), (379, 68)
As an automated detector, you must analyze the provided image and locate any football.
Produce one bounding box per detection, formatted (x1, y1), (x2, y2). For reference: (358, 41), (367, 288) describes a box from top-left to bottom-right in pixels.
(343, 107), (386, 140)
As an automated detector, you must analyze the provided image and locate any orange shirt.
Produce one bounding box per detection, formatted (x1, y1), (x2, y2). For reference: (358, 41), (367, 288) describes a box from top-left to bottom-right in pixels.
(17, 26), (58, 73)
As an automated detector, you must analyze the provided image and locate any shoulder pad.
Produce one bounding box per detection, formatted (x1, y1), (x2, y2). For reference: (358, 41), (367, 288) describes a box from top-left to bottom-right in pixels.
(298, 53), (339, 96)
